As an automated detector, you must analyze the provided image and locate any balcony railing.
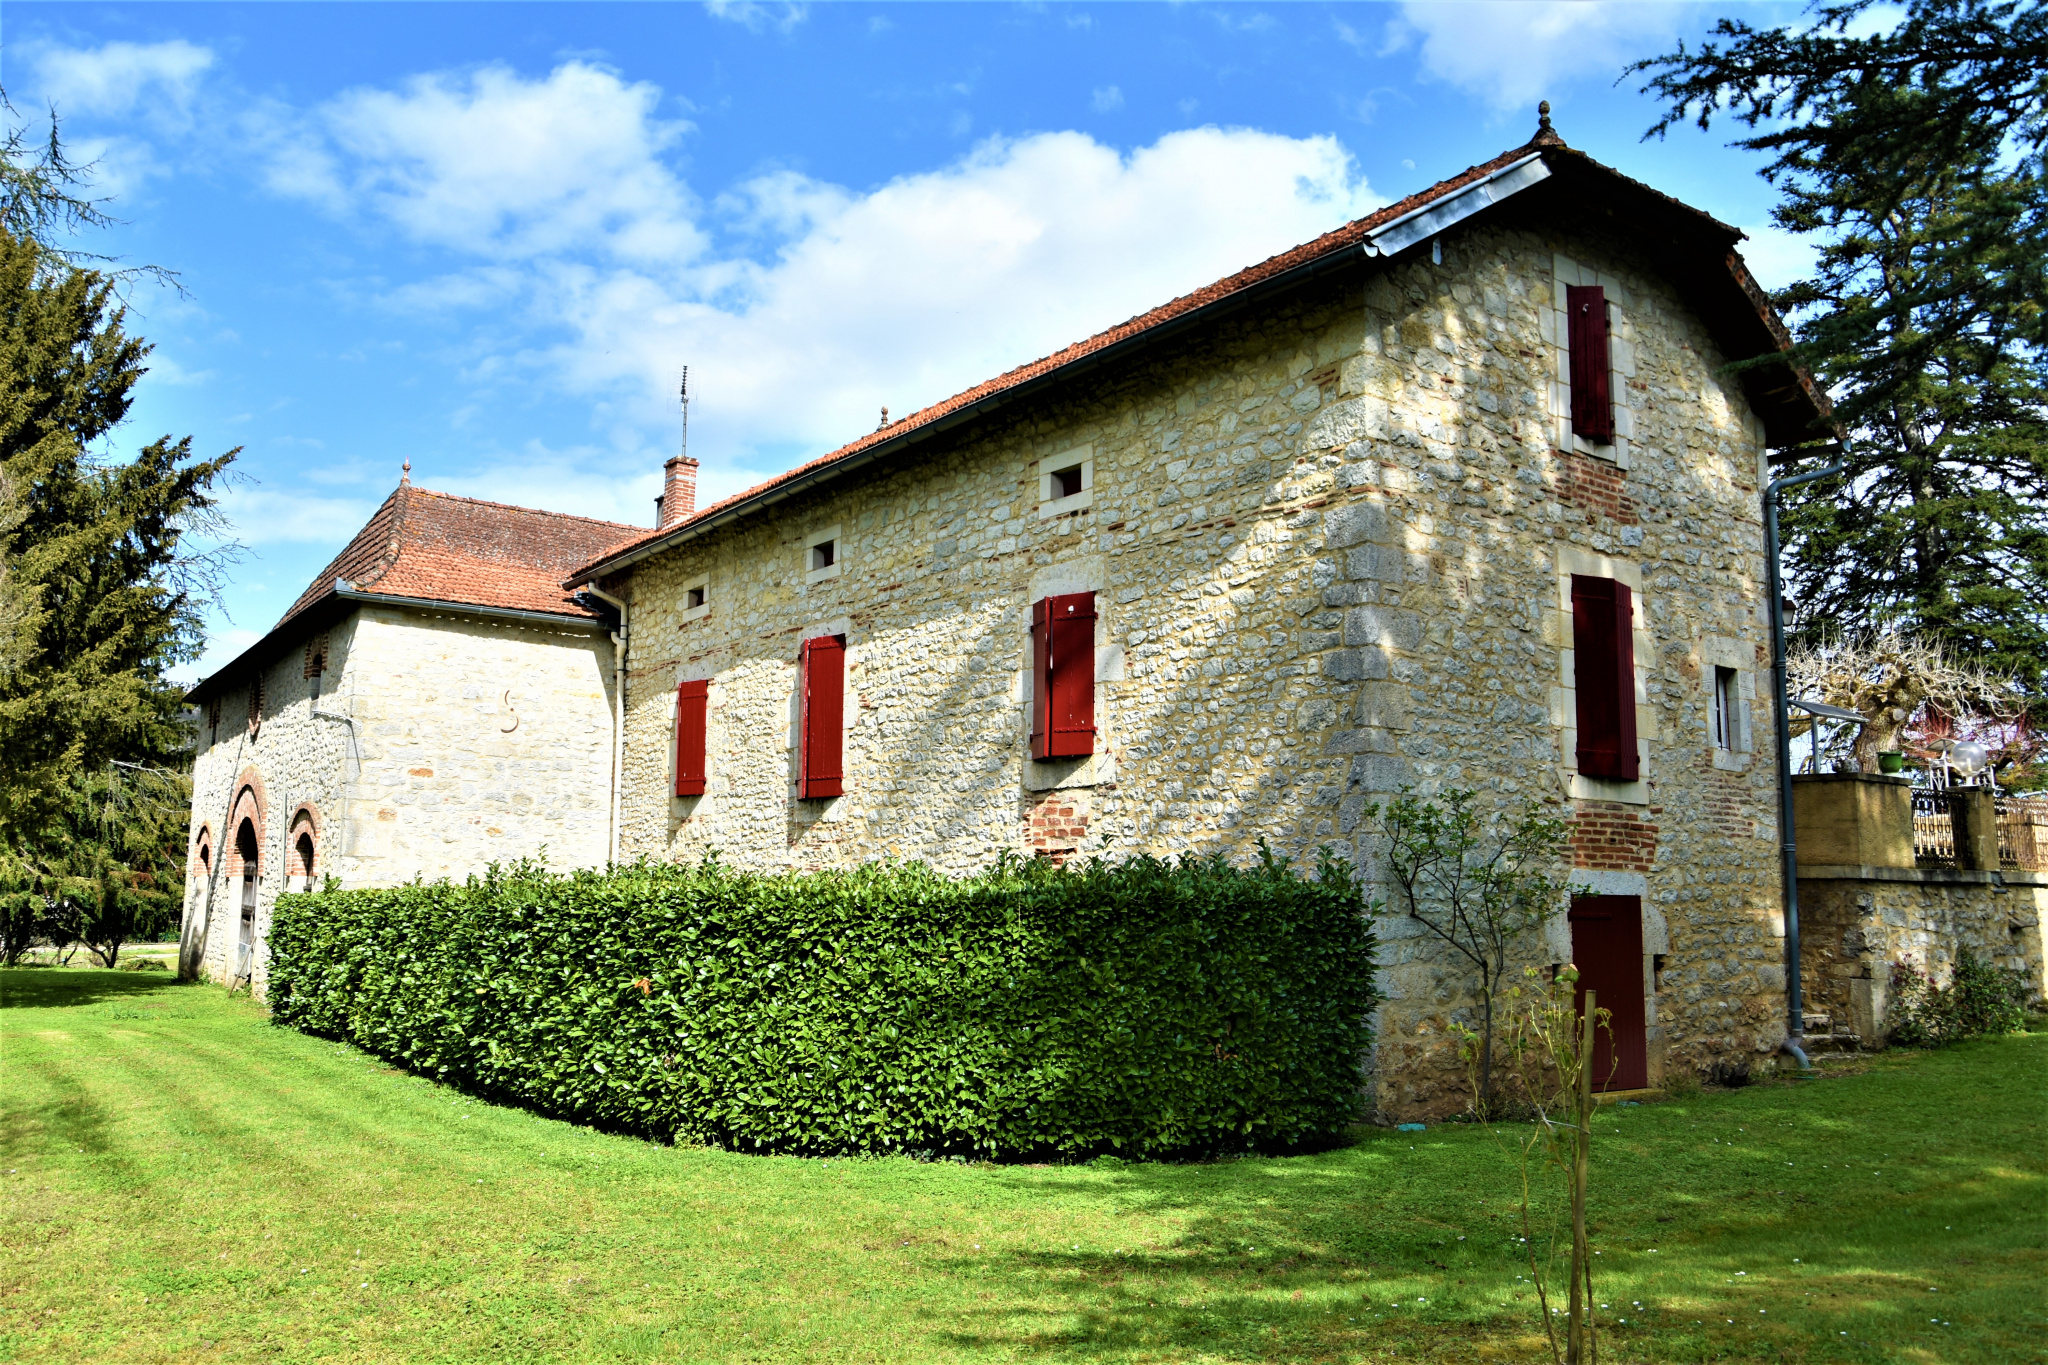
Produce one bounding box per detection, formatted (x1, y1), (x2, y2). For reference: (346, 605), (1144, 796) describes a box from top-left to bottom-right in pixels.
(1999, 795), (2048, 872)
(1913, 789), (1956, 868)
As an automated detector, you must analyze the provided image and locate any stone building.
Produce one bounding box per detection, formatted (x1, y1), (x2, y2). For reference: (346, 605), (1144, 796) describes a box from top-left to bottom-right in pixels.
(180, 478), (641, 995)
(565, 117), (1832, 1117)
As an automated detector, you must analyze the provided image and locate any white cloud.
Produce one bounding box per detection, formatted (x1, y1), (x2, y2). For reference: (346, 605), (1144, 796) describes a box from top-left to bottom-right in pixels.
(1092, 85), (1125, 113)
(217, 487), (381, 547)
(30, 39), (214, 118)
(703, 1), (808, 35)
(302, 63), (702, 263)
(267, 61), (1383, 482)
(1389, 2), (1705, 112)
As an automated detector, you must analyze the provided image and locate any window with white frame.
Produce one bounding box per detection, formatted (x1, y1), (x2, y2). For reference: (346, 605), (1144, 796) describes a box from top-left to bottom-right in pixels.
(681, 573), (710, 622)
(1037, 446), (1093, 519)
(1711, 665), (1738, 751)
(804, 524), (843, 584)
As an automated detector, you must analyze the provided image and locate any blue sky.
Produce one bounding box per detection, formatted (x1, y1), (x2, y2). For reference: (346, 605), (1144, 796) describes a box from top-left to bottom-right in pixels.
(2, 1), (1830, 682)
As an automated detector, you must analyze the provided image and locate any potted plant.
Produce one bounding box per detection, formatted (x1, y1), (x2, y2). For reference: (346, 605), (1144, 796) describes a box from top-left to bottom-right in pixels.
(1878, 750), (1906, 775)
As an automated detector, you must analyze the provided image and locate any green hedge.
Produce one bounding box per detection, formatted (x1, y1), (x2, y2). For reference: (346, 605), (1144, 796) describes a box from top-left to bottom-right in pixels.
(268, 848), (1377, 1158)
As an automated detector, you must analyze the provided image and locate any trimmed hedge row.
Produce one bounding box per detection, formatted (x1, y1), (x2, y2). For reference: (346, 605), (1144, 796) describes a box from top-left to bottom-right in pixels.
(268, 848), (1377, 1157)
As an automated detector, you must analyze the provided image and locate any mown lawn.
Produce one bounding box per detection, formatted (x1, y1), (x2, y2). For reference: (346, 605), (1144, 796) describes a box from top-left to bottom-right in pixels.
(2, 968), (2042, 1364)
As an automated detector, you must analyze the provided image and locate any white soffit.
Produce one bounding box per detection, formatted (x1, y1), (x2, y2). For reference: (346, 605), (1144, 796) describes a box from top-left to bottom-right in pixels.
(1368, 154), (1552, 256)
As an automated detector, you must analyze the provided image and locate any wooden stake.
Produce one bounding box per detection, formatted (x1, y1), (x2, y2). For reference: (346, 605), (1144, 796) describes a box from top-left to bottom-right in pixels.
(1568, 991), (1595, 1364)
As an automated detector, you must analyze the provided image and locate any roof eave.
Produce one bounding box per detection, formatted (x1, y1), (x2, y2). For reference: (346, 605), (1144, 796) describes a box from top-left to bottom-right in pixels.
(565, 237), (1382, 585)
(183, 584), (607, 705)
(567, 153), (1574, 586)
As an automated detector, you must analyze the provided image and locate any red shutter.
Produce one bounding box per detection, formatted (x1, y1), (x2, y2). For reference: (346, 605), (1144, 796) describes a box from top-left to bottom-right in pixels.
(798, 635), (845, 798)
(1032, 592), (1097, 760)
(1567, 283), (1613, 443)
(1572, 575), (1639, 780)
(674, 680), (708, 797)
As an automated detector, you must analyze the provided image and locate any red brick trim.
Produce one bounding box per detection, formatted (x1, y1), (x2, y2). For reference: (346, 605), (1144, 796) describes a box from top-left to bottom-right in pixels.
(1023, 790), (1088, 863)
(1554, 448), (1638, 525)
(1569, 800), (1659, 872)
(287, 803), (321, 879)
(226, 768), (269, 878)
(190, 824), (215, 879)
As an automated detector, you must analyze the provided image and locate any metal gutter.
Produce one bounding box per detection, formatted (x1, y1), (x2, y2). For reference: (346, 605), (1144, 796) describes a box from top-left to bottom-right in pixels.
(331, 586), (609, 633)
(1367, 152), (1550, 254)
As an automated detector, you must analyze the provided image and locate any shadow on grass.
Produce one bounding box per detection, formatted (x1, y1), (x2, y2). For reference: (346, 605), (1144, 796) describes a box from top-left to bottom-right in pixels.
(0, 965), (192, 1011)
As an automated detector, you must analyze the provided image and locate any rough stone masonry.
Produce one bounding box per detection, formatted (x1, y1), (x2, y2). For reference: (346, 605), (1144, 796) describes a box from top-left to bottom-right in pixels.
(595, 195), (1803, 1118)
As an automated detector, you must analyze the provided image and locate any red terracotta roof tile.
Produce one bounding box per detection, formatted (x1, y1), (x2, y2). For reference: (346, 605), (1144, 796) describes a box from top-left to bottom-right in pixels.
(277, 485), (642, 627)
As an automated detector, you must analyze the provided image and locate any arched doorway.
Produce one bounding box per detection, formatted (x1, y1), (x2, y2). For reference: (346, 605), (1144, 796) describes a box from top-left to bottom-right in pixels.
(287, 809), (318, 893)
(234, 819), (259, 989)
(181, 828), (214, 979)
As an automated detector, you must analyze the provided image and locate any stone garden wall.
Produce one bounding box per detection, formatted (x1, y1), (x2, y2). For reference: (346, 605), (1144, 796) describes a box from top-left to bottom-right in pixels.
(1797, 870), (2047, 1046)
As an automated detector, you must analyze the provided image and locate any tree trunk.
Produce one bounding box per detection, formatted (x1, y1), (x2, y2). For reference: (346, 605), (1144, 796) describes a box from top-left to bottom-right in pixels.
(1478, 983), (1496, 1119)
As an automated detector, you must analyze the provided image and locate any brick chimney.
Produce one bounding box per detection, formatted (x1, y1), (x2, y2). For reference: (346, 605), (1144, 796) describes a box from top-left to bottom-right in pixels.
(659, 456), (699, 528)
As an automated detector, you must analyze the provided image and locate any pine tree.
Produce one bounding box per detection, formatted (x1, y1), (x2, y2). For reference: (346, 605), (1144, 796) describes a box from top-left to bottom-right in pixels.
(1633, 0), (2048, 695)
(0, 228), (238, 842)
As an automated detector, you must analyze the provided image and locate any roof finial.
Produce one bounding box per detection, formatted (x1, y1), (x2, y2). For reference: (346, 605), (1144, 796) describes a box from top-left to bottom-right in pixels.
(878, 406), (889, 430)
(401, 458), (411, 486)
(1533, 99), (1563, 147)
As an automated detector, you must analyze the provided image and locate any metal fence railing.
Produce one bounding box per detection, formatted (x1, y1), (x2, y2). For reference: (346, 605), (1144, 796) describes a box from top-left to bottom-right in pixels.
(1913, 789), (1956, 868)
(1999, 796), (2048, 872)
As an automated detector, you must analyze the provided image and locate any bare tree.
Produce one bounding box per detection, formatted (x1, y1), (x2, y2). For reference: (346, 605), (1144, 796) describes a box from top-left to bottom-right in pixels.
(1789, 625), (2019, 772)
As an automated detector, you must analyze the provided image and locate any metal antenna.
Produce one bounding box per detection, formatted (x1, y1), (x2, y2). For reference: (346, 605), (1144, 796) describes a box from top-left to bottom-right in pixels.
(679, 366), (690, 460)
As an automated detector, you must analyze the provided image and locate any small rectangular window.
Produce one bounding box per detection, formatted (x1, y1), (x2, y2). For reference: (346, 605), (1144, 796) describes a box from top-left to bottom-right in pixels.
(1037, 448), (1094, 517)
(675, 680), (709, 797)
(687, 585), (706, 609)
(804, 525), (843, 583)
(1711, 666), (1737, 750)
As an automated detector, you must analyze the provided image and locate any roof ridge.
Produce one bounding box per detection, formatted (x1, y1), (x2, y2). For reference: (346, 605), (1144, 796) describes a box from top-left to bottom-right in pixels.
(566, 125), (1796, 586)
(403, 484), (643, 531)
(354, 481), (410, 593)
(590, 139), (1553, 557)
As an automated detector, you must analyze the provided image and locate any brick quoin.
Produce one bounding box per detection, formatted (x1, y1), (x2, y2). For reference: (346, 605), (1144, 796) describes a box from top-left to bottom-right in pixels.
(1700, 768), (1756, 840)
(1023, 791), (1089, 863)
(1554, 449), (1638, 525)
(1569, 800), (1660, 872)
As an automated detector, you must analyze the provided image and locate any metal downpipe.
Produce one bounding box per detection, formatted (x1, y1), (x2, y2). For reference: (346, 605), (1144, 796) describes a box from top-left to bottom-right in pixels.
(585, 584), (629, 868)
(1765, 462), (1842, 1071)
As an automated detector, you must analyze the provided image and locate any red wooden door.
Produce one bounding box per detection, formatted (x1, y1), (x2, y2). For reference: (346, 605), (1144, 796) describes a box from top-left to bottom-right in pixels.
(1569, 895), (1648, 1091)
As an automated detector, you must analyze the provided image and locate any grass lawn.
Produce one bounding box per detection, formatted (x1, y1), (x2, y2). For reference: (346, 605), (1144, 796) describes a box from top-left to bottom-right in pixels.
(2, 968), (2042, 1363)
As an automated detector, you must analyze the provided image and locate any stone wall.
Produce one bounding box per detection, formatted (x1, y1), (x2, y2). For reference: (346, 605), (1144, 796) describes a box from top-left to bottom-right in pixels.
(183, 606), (615, 996)
(607, 217), (1790, 1118)
(1797, 867), (2047, 1046)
